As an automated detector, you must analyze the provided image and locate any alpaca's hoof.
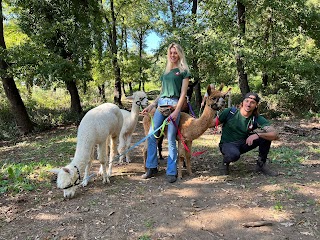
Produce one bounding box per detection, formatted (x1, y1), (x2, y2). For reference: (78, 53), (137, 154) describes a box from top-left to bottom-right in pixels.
(125, 157), (131, 163)
(103, 177), (110, 184)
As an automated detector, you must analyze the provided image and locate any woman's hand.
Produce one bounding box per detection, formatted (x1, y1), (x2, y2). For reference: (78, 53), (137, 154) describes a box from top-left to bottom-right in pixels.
(169, 109), (179, 122)
(140, 104), (155, 116)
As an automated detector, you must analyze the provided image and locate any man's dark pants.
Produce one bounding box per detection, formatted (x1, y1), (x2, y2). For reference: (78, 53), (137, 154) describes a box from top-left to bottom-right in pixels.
(219, 137), (271, 164)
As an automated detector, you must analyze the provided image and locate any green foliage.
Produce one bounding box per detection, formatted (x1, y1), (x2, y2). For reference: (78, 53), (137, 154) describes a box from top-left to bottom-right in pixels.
(0, 83), (96, 141)
(0, 162), (52, 194)
(2, 0), (320, 140)
(274, 201), (284, 211)
(138, 234), (152, 240)
(269, 147), (305, 167)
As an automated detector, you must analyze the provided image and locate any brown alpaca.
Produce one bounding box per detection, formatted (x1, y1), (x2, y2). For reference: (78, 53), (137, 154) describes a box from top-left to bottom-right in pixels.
(143, 84), (230, 179)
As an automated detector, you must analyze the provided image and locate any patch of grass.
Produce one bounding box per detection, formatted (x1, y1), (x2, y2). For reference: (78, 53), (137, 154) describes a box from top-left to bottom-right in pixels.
(0, 161), (53, 194)
(274, 187), (298, 200)
(138, 234), (152, 240)
(0, 128), (78, 195)
(144, 219), (155, 229)
(269, 146), (306, 167)
(274, 201), (284, 211)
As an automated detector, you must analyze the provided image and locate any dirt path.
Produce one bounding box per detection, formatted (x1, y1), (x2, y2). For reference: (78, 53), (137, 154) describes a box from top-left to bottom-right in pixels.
(0, 117), (319, 240)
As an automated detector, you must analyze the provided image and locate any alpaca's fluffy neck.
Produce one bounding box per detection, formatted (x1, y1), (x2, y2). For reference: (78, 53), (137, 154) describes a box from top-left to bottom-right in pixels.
(71, 141), (93, 175)
(127, 101), (140, 130)
(185, 103), (217, 141)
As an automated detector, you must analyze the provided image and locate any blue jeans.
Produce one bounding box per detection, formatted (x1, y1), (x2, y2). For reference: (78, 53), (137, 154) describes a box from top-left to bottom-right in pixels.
(146, 97), (180, 176)
(219, 137), (271, 164)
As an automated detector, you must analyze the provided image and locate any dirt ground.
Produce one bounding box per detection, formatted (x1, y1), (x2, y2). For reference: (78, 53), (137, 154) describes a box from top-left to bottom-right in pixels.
(0, 117), (319, 240)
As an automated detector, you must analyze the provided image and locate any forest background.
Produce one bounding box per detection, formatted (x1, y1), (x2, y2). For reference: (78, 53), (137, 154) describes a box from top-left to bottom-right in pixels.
(1, 0), (320, 139)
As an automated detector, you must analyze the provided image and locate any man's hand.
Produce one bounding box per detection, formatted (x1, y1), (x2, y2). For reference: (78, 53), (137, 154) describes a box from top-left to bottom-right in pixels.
(246, 133), (259, 146)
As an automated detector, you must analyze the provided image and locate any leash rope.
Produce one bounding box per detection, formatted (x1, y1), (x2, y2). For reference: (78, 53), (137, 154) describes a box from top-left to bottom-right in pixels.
(169, 116), (207, 157)
(186, 96), (196, 118)
(111, 117), (169, 163)
(150, 113), (168, 138)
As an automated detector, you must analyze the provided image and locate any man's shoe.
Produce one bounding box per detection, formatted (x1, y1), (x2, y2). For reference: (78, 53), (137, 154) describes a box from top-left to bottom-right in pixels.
(219, 162), (229, 175)
(141, 168), (158, 179)
(167, 175), (177, 183)
(256, 160), (278, 176)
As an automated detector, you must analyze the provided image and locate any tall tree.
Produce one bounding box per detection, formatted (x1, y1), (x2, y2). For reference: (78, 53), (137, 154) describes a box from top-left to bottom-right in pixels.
(190, 0), (201, 109)
(0, 0), (34, 134)
(236, 1), (250, 95)
(102, 0), (123, 106)
(14, 0), (100, 113)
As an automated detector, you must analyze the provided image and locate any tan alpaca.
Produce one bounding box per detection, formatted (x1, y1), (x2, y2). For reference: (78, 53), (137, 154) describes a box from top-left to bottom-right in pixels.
(143, 84), (230, 179)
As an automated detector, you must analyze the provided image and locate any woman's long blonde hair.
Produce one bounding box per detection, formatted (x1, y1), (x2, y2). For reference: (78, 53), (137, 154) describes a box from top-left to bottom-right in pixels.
(164, 42), (189, 74)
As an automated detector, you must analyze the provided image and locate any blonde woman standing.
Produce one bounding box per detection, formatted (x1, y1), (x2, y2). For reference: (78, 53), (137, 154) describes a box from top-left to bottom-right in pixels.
(141, 43), (191, 183)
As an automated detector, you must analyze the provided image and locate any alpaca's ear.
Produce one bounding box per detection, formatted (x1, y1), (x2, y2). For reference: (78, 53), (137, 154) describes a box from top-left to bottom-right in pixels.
(207, 85), (211, 95)
(218, 84), (225, 91)
(62, 167), (71, 174)
(49, 168), (60, 174)
(126, 95), (134, 100)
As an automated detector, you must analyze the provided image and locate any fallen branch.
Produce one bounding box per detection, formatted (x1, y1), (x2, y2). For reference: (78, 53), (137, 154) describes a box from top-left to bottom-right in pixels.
(242, 220), (273, 228)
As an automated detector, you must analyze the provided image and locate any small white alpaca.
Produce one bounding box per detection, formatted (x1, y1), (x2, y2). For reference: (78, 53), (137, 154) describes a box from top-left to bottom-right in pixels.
(51, 103), (123, 198)
(118, 91), (148, 164)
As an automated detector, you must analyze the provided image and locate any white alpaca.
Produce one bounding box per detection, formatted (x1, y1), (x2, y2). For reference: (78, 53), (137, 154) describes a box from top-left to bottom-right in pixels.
(118, 91), (148, 164)
(51, 103), (123, 198)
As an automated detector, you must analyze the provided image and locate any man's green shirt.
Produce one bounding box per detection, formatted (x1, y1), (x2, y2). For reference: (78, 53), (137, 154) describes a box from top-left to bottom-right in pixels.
(218, 108), (269, 143)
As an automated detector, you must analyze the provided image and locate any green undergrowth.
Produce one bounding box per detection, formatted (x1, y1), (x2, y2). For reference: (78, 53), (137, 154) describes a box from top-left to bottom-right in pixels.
(0, 128), (77, 195)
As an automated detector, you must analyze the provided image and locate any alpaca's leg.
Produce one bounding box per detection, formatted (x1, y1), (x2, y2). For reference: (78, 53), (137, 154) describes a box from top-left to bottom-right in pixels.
(82, 146), (94, 187)
(177, 143), (184, 179)
(98, 140), (108, 184)
(178, 155), (184, 179)
(186, 142), (193, 176)
(157, 135), (164, 160)
(125, 135), (132, 163)
(107, 135), (118, 180)
(143, 141), (148, 171)
(117, 134), (126, 164)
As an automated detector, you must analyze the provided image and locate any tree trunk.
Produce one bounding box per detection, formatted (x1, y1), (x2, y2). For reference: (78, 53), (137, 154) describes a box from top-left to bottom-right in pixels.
(98, 84), (106, 102)
(139, 31), (143, 92)
(0, 0), (34, 134)
(110, 0), (122, 106)
(236, 53), (250, 95)
(129, 82), (133, 95)
(169, 0), (176, 28)
(236, 1), (250, 96)
(262, 14), (273, 88)
(66, 80), (82, 113)
(191, 0), (201, 109)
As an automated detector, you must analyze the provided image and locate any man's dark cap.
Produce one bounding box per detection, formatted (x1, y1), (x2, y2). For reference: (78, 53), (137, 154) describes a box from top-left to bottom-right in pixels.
(243, 92), (260, 103)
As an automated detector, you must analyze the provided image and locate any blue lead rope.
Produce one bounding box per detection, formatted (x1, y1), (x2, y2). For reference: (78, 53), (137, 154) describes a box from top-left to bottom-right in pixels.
(112, 117), (169, 162)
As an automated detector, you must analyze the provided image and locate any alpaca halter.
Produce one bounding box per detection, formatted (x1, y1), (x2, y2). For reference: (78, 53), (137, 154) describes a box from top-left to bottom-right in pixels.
(208, 98), (222, 110)
(209, 94), (228, 110)
(63, 166), (81, 190)
(135, 97), (147, 107)
(136, 97), (147, 111)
